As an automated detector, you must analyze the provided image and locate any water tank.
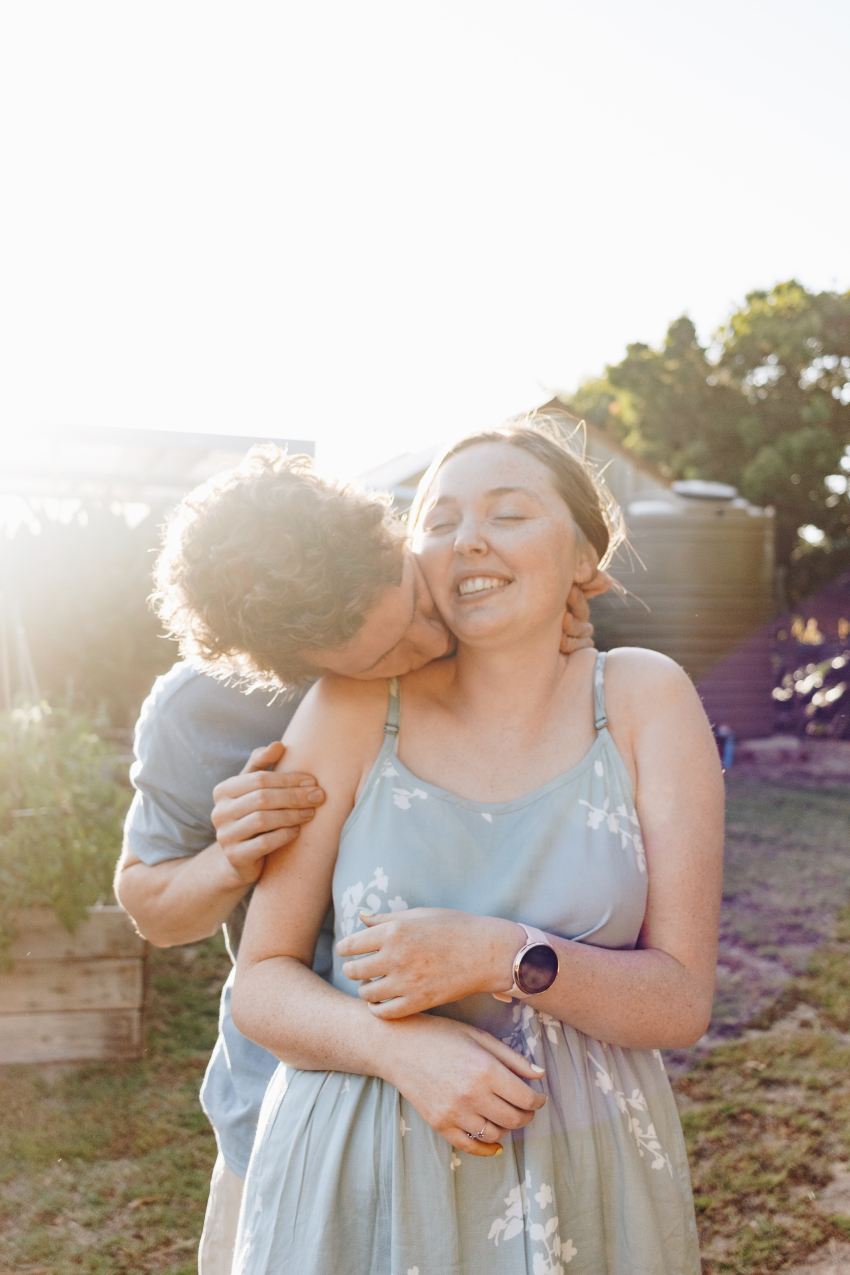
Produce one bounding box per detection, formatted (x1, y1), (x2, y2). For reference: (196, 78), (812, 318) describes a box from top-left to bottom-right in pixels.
(593, 481), (776, 738)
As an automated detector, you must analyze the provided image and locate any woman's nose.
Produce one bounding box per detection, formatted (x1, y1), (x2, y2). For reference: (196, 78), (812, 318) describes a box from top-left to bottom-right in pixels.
(453, 518), (488, 555)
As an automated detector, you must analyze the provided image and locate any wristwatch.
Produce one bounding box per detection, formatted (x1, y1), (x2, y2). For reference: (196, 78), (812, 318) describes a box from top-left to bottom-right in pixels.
(492, 923), (559, 1002)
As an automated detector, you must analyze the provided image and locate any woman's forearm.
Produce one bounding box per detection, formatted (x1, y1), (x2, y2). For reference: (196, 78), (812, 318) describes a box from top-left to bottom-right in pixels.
(485, 922), (713, 1050)
(233, 956), (398, 1072)
(338, 907), (714, 1050)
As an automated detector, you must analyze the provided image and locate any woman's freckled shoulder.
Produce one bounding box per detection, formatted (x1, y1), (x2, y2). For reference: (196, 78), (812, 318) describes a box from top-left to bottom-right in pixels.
(286, 675), (391, 748)
(603, 647), (695, 715)
(309, 672), (391, 712)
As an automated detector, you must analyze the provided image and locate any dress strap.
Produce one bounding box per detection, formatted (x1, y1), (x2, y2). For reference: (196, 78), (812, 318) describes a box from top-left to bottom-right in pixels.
(384, 677), (401, 738)
(593, 652), (609, 731)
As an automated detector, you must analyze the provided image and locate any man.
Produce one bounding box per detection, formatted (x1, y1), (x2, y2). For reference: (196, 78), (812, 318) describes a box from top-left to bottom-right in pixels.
(116, 445), (605, 1274)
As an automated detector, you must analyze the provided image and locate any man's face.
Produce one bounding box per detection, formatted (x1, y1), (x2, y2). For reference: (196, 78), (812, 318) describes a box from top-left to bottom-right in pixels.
(309, 550), (453, 680)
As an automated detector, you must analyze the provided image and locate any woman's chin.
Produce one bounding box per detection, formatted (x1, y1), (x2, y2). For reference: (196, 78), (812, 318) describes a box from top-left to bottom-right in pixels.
(449, 613), (525, 647)
(449, 605), (570, 652)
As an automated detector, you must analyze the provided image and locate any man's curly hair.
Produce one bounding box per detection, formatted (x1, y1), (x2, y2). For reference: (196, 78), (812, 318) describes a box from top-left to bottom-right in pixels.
(152, 446), (405, 690)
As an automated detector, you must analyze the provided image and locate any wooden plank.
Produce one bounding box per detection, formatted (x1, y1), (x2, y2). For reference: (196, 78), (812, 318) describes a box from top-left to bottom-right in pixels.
(0, 957), (145, 1013)
(7, 907), (144, 963)
(0, 1008), (144, 1065)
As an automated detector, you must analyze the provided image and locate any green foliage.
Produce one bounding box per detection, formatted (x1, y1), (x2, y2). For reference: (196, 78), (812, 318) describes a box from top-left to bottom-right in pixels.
(572, 281), (850, 599)
(0, 704), (130, 965)
(1, 506), (178, 728)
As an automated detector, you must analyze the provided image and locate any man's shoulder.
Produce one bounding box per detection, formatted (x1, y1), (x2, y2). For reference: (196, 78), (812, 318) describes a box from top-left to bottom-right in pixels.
(137, 659), (215, 717)
(135, 661), (304, 756)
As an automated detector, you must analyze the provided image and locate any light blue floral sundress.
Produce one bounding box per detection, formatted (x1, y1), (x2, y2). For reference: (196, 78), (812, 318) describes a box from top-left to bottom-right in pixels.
(233, 652), (702, 1274)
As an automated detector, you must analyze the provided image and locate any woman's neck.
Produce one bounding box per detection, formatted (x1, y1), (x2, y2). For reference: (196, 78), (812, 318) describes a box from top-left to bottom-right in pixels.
(448, 621), (573, 725)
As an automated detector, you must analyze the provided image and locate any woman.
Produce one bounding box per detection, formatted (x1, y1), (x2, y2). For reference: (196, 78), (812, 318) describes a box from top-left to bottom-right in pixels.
(231, 420), (724, 1273)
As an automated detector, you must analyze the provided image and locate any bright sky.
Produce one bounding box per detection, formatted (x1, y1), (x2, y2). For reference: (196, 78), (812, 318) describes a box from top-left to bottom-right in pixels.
(1, 0), (848, 479)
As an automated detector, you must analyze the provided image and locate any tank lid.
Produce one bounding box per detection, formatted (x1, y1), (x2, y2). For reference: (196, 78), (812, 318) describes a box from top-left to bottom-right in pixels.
(627, 499), (680, 516)
(672, 480), (738, 501)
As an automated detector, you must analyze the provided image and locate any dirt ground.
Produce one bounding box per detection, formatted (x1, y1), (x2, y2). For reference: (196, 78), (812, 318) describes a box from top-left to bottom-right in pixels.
(675, 738), (850, 1273)
(667, 738), (850, 1077)
(732, 737), (850, 789)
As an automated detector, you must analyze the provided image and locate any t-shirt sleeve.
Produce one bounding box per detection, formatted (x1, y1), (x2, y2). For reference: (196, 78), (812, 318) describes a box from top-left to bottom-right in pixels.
(123, 690), (220, 866)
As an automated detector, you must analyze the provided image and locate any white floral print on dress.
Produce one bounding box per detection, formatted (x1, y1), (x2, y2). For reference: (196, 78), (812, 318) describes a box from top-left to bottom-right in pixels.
(380, 758), (430, 809)
(501, 1002), (560, 1064)
(488, 1170), (577, 1270)
(391, 786), (428, 812)
(338, 867), (408, 937)
(578, 797), (647, 873)
(588, 1050), (674, 1175)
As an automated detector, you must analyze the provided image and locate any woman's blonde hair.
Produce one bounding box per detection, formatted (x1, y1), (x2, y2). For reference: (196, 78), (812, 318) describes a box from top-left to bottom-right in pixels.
(409, 413), (624, 572)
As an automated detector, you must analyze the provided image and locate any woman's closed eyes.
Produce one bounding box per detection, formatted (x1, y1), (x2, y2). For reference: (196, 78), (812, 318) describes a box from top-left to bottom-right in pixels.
(423, 511), (529, 534)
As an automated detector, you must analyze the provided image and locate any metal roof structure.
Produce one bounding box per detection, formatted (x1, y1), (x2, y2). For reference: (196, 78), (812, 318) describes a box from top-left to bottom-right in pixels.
(2, 425), (314, 506)
(357, 397), (673, 511)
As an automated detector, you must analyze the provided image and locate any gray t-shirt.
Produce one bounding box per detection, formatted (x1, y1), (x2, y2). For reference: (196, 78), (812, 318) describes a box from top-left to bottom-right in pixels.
(123, 661), (333, 1175)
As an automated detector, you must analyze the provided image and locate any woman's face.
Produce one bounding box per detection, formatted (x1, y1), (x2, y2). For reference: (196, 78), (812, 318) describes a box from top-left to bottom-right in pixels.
(413, 441), (594, 647)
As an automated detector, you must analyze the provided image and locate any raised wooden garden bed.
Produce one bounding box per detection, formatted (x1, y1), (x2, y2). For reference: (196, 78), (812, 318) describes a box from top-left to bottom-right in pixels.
(0, 906), (147, 1065)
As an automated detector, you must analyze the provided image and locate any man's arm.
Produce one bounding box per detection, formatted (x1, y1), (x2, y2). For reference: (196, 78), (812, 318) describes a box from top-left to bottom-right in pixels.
(116, 840), (250, 947)
(116, 740), (325, 947)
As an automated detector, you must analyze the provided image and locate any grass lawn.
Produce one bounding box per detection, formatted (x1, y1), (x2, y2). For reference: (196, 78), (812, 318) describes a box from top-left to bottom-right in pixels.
(1, 779), (849, 1274)
(0, 940), (228, 1274)
(681, 901), (850, 1273)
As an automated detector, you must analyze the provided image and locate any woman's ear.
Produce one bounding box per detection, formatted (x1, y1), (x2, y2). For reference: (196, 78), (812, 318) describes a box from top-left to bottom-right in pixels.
(573, 545), (598, 585)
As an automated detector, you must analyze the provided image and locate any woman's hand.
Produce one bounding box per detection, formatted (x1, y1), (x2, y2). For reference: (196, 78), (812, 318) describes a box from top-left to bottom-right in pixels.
(337, 907), (521, 1018)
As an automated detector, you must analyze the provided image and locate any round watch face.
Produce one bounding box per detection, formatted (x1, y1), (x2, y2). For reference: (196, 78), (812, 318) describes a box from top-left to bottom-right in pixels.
(517, 943), (559, 995)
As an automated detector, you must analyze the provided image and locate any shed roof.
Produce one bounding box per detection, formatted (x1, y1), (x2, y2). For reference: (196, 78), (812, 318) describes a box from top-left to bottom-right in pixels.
(2, 425), (314, 505)
(537, 397), (672, 486)
(357, 396), (672, 497)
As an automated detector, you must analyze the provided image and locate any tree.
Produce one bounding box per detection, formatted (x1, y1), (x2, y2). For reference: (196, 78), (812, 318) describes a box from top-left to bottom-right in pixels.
(571, 281), (850, 599)
(1, 508), (178, 727)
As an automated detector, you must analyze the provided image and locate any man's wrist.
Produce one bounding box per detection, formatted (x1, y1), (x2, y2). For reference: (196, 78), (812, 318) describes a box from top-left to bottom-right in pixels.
(211, 839), (257, 893)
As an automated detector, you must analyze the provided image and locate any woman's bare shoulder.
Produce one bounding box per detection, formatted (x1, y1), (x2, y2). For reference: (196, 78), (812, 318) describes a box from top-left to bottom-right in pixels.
(605, 645), (692, 689)
(603, 647), (702, 732)
(605, 645), (717, 773)
(283, 675), (391, 766)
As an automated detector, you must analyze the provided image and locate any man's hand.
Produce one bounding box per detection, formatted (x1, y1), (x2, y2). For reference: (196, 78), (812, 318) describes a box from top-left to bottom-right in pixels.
(560, 570), (614, 655)
(379, 1012), (546, 1157)
(211, 742), (326, 886)
(338, 907), (519, 1018)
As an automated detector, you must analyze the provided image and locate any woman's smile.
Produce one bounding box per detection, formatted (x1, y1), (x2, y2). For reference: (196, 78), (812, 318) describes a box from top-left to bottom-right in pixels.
(456, 574), (513, 599)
